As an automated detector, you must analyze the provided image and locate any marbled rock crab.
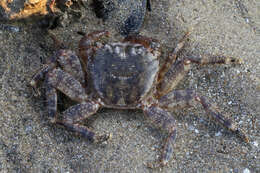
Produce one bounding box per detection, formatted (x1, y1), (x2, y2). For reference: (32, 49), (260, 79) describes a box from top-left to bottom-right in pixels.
(31, 31), (248, 168)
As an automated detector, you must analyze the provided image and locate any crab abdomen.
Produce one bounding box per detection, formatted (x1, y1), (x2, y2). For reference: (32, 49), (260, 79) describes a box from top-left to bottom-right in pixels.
(88, 43), (159, 108)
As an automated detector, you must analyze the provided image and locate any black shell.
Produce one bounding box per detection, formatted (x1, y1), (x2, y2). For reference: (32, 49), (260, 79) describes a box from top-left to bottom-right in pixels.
(92, 0), (150, 36)
(88, 43), (159, 108)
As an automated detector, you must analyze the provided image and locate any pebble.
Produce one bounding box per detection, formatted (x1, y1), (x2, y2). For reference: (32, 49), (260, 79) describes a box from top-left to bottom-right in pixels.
(188, 125), (195, 131)
(0, 24), (20, 33)
(25, 125), (33, 133)
(243, 168), (250, 173)
(188, 125), (199, 133)
(252, 141), (258, 147)
(194, 129), (199, 134)
(215, 131), (222, 137)
(92, 0), (149, 36)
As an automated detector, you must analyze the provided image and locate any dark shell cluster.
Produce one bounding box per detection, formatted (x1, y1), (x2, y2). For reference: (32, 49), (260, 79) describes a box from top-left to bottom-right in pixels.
(92, 0), (151, 36)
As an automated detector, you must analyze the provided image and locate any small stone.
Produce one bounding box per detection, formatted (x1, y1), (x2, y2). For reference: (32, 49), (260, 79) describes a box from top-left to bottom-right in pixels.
(0, 24), (20, 32)
(25, 125), (33, 133)
(188, 125), (195, 131)
(215, 131), (222, 137)
(194, 129), (199, 134)
(243, 168), (250, 173)
(252, 141), (258, 147)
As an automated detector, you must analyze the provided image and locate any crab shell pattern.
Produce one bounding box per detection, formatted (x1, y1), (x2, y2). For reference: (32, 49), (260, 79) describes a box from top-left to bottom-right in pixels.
(31, 31), (248, 168)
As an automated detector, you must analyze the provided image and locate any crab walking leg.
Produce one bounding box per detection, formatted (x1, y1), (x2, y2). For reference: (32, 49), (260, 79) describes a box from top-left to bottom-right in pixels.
(30, 56), (57, 92)
(48, 32), (85, 83)
(158, 90), (249, 143)
(158, 32), (190, 84)
(30, 30), (69, 90)
(55, 50), (85, 84)
(156, 54), (242, 98)
(45, 80), (57, 120)
(56, 102), (111, 143)
(156, 59), (191, 98)
(187, 54), (243, 65)
(143, 106), (177, 168)
(79, 30), (110, 47)
(30, 33), (66, 90)
(79, 30), (109, 65)
(46, 68), (88, 102)
(31, 50), (85, 89)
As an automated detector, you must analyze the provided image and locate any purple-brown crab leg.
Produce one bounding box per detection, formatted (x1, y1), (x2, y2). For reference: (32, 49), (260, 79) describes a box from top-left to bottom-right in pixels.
(32, 50), (86, 120)
(156, 59), (192, 98)
(187, 54), (243, 65)
(158, 89), (249, 143)
(157, 32), (190, 84)
(55, 49), (85, 84)
(46, 68), (88, 102)
(31, 50), (85, 88)
(44, 67), (87, 120)
(30, 32), (64, 88)
(156, 54), (243, 98)
(45, 79), (57, 120)
(55, 102), (111, 143)
(31, 33), (85, 90)
(45, 69), (111, 142)
(30, 55), (57, 93)
(143, 106), (177, 168)
(79, 30), (109, 65)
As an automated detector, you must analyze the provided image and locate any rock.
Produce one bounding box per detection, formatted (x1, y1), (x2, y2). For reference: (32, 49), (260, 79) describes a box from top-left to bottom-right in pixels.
(0, 0), (49, 21)
(92, 0), (151, 36)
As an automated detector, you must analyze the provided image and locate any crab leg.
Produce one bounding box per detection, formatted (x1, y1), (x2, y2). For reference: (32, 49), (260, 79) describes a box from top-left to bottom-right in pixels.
(55, 102), (110, 143)
(156, 59), (191, 98)
(156, 53), (242, 98)
(187, 54), (243, 65)
(157, 32), (190, 84)
(55, 49), (85, 84)
(158, 89), (249, 143)
(79, 30), (109, 49)
(143, 106), (177, 168)
(31, 50), (85, 86)
(79, 30), (109, 65)
(31, 34), (85, 90)
(44, 66), (86, 120)
(45, 80), (57, 120)
(46, 68), (88, 102)
(30, 55), (57, 92)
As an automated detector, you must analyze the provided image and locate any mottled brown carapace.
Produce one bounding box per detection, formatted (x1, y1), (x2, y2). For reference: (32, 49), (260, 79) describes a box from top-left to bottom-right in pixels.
(31, 31), (248, 168)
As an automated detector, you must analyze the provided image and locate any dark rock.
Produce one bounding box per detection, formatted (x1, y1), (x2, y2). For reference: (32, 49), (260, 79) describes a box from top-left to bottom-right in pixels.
(92, 0), (151, 36)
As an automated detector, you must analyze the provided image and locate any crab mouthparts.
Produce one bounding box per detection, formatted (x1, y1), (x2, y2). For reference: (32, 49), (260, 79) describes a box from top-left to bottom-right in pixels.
(110, 72), (137, 80)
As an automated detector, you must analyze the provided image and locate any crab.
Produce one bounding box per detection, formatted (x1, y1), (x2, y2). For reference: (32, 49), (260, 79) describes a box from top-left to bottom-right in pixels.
(31, 30), (249, 168)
